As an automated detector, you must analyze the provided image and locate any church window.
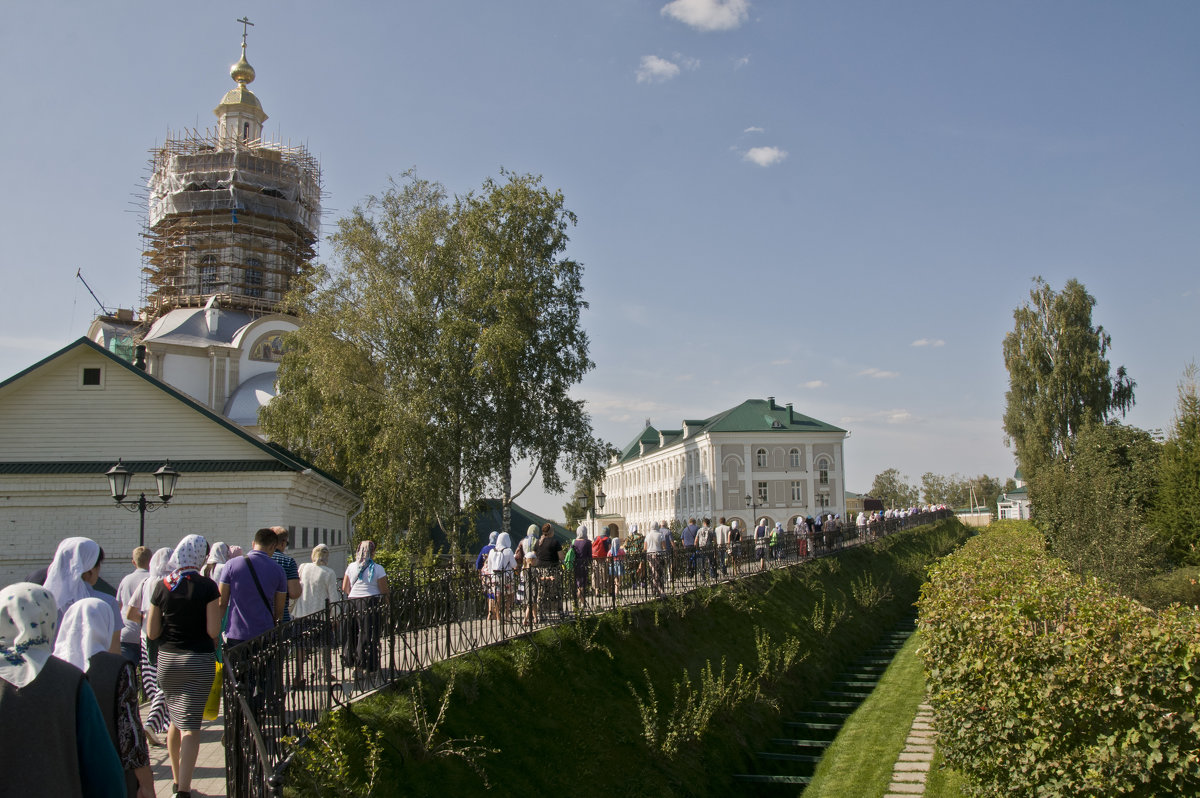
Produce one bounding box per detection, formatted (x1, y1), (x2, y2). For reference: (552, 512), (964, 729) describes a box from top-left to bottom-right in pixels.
(789, 448), (801, 468)
(199, 255), (218, 290)
(757, 481), (768, 504)
(791, 481), (803, 501)
(816, 456), (831, 485)
(242, 121), (250, 140)
(756, 448), (767, 468)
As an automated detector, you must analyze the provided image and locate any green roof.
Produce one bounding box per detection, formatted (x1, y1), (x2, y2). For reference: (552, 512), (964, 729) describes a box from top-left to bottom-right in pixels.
(616, 398), (845, 463)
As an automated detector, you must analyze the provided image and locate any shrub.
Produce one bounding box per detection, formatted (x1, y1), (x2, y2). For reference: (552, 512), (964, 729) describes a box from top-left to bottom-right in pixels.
(919, 522), (1200, 797)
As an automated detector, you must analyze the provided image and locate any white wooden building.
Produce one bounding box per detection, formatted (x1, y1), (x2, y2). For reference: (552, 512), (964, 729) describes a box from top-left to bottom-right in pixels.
(0, 338), (360, 588)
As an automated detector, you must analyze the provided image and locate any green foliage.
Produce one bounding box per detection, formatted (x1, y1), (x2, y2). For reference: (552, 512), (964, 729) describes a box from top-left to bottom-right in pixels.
(283, 713), (385, 798)
(1002, 277), (1135, 481)
(918, 522), (1200, 797)
(1151, 362), (1200, 565)
(261, 171), (608, 551)
(850, 572), (893, 611)
(870, 467), (919, 508)
(1031, 421), (1164, 593)
(628, 658), (755, 758)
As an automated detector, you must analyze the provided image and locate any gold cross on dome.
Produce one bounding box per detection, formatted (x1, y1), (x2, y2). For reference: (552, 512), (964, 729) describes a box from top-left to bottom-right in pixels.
(236, 16), (254, 48)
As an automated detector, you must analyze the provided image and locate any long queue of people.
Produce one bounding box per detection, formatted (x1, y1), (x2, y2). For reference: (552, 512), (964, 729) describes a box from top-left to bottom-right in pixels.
(466, 511), (953, 617)
(0, 527), (350, 798)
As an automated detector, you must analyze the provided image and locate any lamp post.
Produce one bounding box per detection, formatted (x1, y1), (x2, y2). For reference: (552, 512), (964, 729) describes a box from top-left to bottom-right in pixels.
(745, 493), (758, 529)
(106, 459), (180, 548)
(576, 487), (607, 539)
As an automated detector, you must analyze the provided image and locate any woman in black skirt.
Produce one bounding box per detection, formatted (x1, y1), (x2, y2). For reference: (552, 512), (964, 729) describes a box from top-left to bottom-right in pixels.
(148, 534), (220, 798)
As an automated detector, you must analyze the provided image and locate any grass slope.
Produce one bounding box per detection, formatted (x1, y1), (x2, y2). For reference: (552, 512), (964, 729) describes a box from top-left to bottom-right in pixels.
(284, 520), (970, 798)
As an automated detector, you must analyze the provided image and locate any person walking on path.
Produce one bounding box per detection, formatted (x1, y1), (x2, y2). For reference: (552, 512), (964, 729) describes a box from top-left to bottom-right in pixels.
(115, 546), (151, 666)
(128, 547), (173, 746)
(0, 582), (126, 798)
(44, 537), (123, 652)
(147, 534), (221, 798)
(56, 597), (155, 798)
(342, 540), (389, 680)
(714, 517), (731, 577)
(270, 527), (302, 624)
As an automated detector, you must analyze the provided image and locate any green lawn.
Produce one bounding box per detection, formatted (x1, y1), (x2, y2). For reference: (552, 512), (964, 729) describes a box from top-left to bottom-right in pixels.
(803, 631), (930, 798)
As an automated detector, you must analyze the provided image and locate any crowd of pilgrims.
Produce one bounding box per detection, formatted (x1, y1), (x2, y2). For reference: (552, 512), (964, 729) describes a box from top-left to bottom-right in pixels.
(469, 506), (951, 615)
(0, 532), (344, 798)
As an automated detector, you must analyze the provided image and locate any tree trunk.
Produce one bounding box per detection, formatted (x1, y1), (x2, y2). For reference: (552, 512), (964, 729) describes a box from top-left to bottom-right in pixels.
(501, 465), (512, 539)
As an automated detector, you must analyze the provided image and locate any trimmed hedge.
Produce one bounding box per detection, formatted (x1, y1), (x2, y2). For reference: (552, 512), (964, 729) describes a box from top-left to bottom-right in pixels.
(918, 521), (1200, 797)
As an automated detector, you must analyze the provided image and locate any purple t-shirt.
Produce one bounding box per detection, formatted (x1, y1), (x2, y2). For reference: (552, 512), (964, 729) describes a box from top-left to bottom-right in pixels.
(219, 550), (287, 642)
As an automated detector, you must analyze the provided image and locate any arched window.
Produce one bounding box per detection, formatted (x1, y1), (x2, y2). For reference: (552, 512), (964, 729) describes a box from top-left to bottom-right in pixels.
(789, 448), (801, 468)
(756, 448), (768, 468)
(199, 255), (218, 290)
(817, 456), (831, 485)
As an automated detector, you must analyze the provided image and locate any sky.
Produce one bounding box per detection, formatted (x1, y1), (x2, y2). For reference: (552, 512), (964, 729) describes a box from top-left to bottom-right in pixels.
(1, 1), (1197, 521)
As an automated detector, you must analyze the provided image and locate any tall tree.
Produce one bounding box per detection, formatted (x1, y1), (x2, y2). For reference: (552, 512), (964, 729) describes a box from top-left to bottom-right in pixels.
(453, 172), (610, 536)
(1152, 362), (1200, 565)
(260, 172), (608, 559)
(1002, 277), (1135, 481)
(870, 468), (919, 509)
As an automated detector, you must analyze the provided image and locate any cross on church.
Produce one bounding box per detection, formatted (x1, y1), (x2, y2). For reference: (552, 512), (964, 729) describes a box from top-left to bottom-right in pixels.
(237, 16), (254, 47)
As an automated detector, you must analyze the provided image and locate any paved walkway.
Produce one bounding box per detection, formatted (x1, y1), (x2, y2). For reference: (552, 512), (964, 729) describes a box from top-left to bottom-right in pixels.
(885, 700), (935, 797)
(146, 710), (228, 798)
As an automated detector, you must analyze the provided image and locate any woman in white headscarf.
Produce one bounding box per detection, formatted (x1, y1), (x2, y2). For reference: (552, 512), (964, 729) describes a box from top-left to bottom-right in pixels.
(1, 583), (126, 798)
(43, 536), (122, 652)
(486, 533), (518, 622)
(201, 541), (232, 582)
(148, 534), (220, 798)
(56, 598), (153, 798)
(341, 540), (388, 679)
(570, 524), (592, 607)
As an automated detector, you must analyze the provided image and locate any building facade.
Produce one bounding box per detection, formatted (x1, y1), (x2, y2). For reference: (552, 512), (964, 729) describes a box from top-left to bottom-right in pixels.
(600, 397), (848, 534)
(0, 338), (359, 588)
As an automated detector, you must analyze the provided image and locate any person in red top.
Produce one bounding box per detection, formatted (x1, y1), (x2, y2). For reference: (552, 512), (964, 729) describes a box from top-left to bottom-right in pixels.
(590, 525), (611, 597)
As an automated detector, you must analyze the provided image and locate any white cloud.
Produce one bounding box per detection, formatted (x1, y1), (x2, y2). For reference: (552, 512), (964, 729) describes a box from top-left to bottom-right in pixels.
(743, 146), (788, 167)
(858, 367), (900, 379)
(734, 55), (750, 69)
(911, 338), (946, 348)
(674, 53), (701, 71)
(804, 380), (826, 389)
(770, 358), (792, 366)
(637, 55), (681, 84)
(743, 125), (764, 134)
(661, 0), (751, 32)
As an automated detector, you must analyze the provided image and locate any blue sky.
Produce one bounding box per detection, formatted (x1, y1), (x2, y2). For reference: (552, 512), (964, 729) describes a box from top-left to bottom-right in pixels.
(2, 1), (1197, 520)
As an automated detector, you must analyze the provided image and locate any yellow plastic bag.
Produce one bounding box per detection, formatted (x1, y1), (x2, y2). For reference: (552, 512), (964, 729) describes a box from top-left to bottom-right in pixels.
(203, 661), (223, 721)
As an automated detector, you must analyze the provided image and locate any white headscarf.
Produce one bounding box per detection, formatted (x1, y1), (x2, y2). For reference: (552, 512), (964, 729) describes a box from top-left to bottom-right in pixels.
(53, 597), (113, 673)
(139, 547), (174, 612)
(166, 534), (208, 591)
(43, 537), (100, 615)
(522, 524), (538, 553)
(576, 524), (588, 540)
(0, 583), (59, 688)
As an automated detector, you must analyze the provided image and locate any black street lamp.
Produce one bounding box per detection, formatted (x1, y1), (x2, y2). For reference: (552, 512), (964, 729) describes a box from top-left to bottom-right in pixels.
(106, 459), (180, 548)
(577, 487), (607, 539)
(745, 492), (758, 528)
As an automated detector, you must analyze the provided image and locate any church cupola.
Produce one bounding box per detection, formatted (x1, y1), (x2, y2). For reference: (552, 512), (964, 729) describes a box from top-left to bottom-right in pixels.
(215, 18), (267, 145)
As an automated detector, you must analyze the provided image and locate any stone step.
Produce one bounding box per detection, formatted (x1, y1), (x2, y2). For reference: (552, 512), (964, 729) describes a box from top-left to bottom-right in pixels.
(732, 774), (812, 785)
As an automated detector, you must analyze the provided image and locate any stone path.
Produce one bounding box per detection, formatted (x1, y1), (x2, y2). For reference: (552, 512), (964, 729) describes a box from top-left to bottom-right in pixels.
(145, 709), (228, 798)
(884, 700), (935, 797)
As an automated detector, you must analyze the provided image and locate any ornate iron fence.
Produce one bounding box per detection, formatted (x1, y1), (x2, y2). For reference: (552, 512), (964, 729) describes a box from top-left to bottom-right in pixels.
(222, 510), (951, 797)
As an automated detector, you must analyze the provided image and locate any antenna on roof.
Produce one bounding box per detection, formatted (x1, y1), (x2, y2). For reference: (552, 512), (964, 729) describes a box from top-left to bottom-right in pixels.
(76, 269), (113, 315)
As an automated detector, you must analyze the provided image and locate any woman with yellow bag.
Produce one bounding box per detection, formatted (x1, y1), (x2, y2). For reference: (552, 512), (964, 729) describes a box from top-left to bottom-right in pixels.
(147, 534), (221, 798)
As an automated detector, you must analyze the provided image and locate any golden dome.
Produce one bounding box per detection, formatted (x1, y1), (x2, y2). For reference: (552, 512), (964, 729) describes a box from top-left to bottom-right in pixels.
(219, 85), (262, 110)
(230, 46), (255, 86)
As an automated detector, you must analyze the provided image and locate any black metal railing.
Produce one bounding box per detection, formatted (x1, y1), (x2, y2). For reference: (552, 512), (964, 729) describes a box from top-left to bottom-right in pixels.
(222, 510), (951, 797)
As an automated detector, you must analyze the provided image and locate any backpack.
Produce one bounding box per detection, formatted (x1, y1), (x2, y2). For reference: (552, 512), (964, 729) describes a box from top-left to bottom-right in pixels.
(563, 544), (576, 570)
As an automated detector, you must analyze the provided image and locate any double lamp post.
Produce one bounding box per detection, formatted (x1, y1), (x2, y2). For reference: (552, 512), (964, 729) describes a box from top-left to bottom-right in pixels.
(105, 459), (180, 548)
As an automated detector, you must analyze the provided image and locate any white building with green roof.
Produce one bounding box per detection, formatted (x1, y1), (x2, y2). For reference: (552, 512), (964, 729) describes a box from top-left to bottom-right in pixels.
(600, 397), (848, 534)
